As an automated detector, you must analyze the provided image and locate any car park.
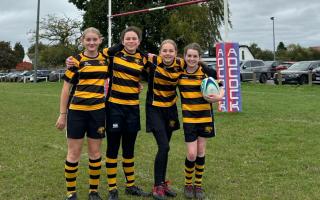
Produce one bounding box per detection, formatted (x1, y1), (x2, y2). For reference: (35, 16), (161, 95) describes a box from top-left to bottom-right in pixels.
(240, 60), (270, 83)
(48, 69), (66, 82)
(17, 71), (34, 82)
(264, 60), (281, 79)
(274, 60), (320, 85)
(0, 72), (8, 81)
(275, 61), (295, 71)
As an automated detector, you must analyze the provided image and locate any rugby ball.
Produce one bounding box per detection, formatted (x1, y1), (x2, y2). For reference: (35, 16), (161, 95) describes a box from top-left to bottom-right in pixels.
(200, 77), (220, 97)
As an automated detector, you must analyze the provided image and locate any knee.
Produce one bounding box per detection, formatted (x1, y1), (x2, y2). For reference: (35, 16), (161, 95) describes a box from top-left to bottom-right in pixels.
(88, 151), (101, 160)
(187, 152), (197, 161)
(67, 150), (81, 162)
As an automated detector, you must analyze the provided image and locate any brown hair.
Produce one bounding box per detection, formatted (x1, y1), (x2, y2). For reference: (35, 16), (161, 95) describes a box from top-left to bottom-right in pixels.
(183, 43), (203, 57)
(159, 39), (178, 53)
(120, 26), (142, 42)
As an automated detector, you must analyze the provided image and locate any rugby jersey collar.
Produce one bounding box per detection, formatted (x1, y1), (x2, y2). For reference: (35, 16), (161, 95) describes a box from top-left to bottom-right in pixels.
(81, 52), (100, 59)
(186, 64), (200, 74)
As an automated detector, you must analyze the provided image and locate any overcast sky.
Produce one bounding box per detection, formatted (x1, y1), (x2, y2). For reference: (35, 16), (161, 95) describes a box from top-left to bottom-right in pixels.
(1, 0), (319, 52)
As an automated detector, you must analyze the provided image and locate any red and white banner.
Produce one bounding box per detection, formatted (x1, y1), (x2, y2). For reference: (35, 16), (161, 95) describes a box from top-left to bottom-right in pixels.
(216, 42), (242, 112)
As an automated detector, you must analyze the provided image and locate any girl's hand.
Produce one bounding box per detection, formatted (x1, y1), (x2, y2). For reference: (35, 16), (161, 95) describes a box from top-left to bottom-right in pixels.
(65, 57), (75, 68)
(138, 83), (143, 93)
(55, 114), (67, 131)
(148, 53), (156, 59)
(204, 88), (225, 103)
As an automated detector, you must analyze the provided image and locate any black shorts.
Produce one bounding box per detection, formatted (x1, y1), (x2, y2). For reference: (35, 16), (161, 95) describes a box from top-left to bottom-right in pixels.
(146, 104), (180, 133)
(67, 109), (106, 139)
(183, 122), (216, 142)
(106, 102), (140, 133)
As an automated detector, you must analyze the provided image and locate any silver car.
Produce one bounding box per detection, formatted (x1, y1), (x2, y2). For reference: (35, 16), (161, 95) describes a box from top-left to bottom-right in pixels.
(240, 60), (269, 83)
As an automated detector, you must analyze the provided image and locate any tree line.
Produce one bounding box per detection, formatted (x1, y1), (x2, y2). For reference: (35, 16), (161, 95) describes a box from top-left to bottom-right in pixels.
(249, 42), (320, 61)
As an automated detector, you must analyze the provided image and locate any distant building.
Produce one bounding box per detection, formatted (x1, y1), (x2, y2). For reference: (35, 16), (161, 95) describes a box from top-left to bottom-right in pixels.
(16, 54), (32, 71)
(203, 44), (255, 61)
(23, 54), (32, 63)
(310, 46), (320, 52)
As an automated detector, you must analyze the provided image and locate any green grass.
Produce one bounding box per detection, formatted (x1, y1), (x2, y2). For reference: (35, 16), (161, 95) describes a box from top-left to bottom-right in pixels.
(1, 82), (320, 200)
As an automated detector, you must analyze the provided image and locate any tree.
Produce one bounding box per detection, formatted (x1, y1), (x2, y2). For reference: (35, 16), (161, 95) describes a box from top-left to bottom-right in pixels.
(249, 43), (262, 58)
(165, 4), (220, 53)
(29, 14), (81, 47)
(14, 42), (25, 63)
(40, 44), (78, 68)
(248, 43), (273, 60)
(0, 41), (19, 70)
(27, 42), (48, 66)
(249, 42), (320, 62)
(277, 41), (286, 51)
(28, 43), (78, 68)
(69, 0), (229, 53)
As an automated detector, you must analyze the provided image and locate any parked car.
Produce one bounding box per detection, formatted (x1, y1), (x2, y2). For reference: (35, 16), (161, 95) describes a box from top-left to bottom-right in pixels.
(275, 61), (295, 71)
(0, 72), (8, 81)
(312, 66), (320, 84)
(22, 70), (51, 82)
(264, 60), (281, 79)
(48, 69), (66, 82)
(201, 57), (216, 70)
(240, 60), (269, 83)
(274, 60), (320, 85)
(6, 71), (22, 82)
(17, 71), (34, 82)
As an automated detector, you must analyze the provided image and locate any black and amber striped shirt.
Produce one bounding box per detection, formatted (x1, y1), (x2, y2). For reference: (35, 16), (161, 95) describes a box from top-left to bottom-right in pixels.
(103, 48), (147, 105)
(63, 52), (108, 111)
(178, 64), (213, 124)
(146, 56), (185, 107)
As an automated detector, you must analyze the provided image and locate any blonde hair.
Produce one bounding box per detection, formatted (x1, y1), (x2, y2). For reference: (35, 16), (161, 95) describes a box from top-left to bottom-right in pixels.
(159, 39), (178, 53)
(81, 27), (103, 40)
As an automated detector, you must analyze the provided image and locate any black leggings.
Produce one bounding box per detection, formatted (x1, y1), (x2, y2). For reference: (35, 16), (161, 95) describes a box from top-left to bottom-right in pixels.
(153, 129), (173, 186)
(106, 131), (138, 159)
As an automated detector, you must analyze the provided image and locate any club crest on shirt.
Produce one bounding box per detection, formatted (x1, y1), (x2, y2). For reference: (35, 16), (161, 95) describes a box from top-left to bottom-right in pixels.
(99, 60), (105, 65)
(135, 58), (141, 64)
(83, 61), (92, 66)
(97, 127), (105, 135)
(204, 126), (213, 133)
(169, 120), (176, 128)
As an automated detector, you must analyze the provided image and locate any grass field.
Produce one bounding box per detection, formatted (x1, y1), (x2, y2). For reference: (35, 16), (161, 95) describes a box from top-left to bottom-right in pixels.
(1, 82), (320, 200)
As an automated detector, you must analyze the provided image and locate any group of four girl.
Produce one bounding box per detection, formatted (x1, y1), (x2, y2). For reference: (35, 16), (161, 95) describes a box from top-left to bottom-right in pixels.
(56, 26), (224, 200)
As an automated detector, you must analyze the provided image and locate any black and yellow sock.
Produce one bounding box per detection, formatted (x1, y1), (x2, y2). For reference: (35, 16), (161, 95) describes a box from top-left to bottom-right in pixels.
(122, 157), (135, 187)
(89, 157), (101, 193)
(194, 156), (205, 187)
(65, 160), (78, 195)
(106, 157), (118, 191)
(185, 158), (195, 186)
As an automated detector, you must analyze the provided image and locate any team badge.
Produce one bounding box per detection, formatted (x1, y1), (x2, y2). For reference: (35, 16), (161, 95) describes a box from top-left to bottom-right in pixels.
(99, 60), (105, 65)
(135, 59), (141, 64)
(204, 126), (213, 133)
(83, 61), (92, 66)
(169, 120), (176, 128)
(97, 127), (105, 135)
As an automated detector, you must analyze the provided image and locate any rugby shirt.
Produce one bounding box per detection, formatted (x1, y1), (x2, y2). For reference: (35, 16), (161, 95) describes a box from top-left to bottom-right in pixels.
(178, 64), (214, 124)
(103, 48), (147, 105)
(62, 52), (108, 111)
(146, 56), (185, 107)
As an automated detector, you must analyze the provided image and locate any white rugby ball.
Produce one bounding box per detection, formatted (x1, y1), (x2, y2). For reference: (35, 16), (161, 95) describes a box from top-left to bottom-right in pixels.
(201, 77), (220, 98)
